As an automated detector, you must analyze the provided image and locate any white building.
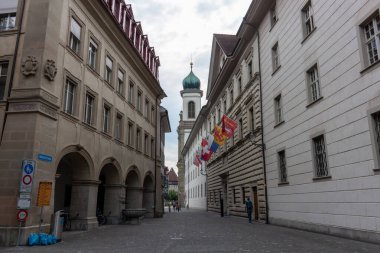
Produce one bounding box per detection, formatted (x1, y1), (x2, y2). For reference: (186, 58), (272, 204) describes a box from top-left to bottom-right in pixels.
(260, 0), (380, 243)
(180, 64), (207, 210)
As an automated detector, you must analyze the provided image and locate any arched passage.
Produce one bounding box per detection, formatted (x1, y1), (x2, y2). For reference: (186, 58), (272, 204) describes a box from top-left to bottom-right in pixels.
(97, 162), (121, 224)
(54, 151), (97, 230)
(143, 173), (155, 217)
(125, 169), (142, 209)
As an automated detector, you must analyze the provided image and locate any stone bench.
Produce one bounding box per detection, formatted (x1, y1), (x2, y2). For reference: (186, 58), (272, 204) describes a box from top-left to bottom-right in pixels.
(121, 209), (147, 224)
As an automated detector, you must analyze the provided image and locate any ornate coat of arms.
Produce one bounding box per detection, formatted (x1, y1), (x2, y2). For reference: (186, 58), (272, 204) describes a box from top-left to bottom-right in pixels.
(21, 56), (38, 76)
(44, 59), (57, 81)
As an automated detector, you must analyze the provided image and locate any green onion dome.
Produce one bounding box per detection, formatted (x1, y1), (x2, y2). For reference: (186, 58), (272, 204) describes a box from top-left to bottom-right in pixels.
(182, 62), (200, 90)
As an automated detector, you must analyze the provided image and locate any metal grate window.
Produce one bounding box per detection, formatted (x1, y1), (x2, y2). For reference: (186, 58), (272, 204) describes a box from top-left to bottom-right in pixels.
(374, 112), (380, 158)
(278, 150), (287, 183)
(313, 135), (329, 177)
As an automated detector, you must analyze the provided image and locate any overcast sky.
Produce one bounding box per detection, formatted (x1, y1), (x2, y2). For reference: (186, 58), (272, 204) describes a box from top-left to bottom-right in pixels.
(127, 0), (251, 172)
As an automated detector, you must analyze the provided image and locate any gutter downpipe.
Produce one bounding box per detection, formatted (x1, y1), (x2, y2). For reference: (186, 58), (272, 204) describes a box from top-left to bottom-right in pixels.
(243, 17), (269, 224)
(154, 95), (159, 218)
(1, 0), (25, 142)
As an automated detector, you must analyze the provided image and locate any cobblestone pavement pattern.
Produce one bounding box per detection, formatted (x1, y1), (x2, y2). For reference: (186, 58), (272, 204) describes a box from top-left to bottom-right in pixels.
(1, 209), (379, 253)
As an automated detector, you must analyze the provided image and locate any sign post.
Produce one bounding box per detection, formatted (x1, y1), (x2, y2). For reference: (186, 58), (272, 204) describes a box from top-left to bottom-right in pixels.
(16, 210), (28, 246)
(37, 182), (52, 233)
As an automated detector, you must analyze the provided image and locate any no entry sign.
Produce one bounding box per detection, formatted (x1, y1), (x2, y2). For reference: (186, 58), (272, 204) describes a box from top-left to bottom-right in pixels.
(16, 210), (28, 222)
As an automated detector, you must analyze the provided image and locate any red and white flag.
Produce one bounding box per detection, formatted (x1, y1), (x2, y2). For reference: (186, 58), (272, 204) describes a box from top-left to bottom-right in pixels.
(222, 114), (238, 139)
(201, 138), (213, 161)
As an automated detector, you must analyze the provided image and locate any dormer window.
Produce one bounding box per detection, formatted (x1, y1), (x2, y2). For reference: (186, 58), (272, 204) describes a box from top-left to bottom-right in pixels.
(219, 53), (226, 70)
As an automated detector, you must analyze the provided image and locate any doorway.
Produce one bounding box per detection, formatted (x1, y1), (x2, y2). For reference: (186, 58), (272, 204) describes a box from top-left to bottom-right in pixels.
(252, 186), (259, 221)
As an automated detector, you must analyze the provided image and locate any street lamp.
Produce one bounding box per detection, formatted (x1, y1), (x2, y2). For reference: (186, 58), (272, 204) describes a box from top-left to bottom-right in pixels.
(249, 129), (265, 150)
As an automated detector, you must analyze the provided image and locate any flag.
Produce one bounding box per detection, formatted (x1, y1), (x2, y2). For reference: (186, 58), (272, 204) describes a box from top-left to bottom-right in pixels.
(222, 114), (238, 139)
(213, 125), (226, 146)
(193, 150), (201, 167)
(201, 138), (213, 161)
(208, 133), (219, 153)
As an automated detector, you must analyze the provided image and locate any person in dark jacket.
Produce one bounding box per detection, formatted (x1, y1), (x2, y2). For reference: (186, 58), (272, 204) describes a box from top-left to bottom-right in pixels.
(245, 197), (253, 223)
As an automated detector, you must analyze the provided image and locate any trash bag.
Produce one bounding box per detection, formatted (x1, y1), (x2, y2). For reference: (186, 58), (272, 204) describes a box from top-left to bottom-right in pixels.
(39, 233), (48, 246)
(47, 234), (53, 245)
(50, 234), (57, 244)
(28, 233), (39, 246)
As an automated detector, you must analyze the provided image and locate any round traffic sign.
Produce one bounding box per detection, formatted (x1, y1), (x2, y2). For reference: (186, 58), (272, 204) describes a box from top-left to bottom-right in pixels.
(22, 175), (32, 185)
(17, 209), (28, 222)
(24, 164), (34, 174)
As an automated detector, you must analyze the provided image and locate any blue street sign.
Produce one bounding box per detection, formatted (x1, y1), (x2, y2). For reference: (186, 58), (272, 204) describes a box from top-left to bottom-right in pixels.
(37, 154), (53, 163)
(23, 164), (34, 174)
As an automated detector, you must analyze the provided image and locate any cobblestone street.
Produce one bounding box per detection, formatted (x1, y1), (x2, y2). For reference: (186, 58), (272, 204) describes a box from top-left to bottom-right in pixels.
(1, 209), (379, 253)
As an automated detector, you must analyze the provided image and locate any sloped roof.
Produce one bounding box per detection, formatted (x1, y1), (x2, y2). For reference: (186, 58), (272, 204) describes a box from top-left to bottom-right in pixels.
(214, 34), (239, 56)
(167, 168), (178, 183)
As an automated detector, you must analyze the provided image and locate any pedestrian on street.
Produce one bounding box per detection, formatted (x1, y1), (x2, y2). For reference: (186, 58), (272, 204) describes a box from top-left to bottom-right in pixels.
(245, 197), (253, 223)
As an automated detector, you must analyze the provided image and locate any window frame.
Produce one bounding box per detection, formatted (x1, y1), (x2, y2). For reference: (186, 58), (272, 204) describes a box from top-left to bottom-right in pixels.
(270, 2), (278, 29)
(62, 72), (80, 118)
(188, 101), (196, 119)
(272, 42), (280, 73)
(359, 11), (380, 70)
(368, 107), (380, 171)
(277, 149), (288, 184)
(0, 59), (11, 101)
(137, 89), (143, 113)
(87, 33), (100, 72)
(136, 125), (142, 151)
(115, 111), (124, 141)
(116, 67), (125, 97)
(67, 11), (84, 58)
(311, 133), (330, 179)
(306, 64), (322, 105)
(274, 93), (284, 125)
(301, 0), (316, 40)
(127, 120), (135, 147)
(104, 54), (114, 86)
(102, 100), (112, 135)
(128, 79), (135, 106)
(83, 87), (97, 126)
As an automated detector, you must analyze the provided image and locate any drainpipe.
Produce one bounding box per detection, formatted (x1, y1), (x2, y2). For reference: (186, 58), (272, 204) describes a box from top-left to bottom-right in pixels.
(257, 29), (269, 225)
(154, 95), (158, 217)
(1, 0), (26, 142)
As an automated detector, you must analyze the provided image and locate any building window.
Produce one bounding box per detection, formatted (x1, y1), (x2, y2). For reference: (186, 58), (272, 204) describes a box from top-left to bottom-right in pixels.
(223, 98), (227, 114)
(102, 104), (111, 134)
(278, 150), (287, 183)
(117, 69), (124, 95)
(127, 122), (134, 147)
(0, 12), (16, 31)
(372, 111), (380, 167)
(137, 90), (142, 112)
(128, 81), (134, 105)
(239, 118), (243, 140)
(144, 133), (149, 154)
(105, 56), (113, 84)
(145, 99), (150, 120)
(63, 78), (76, 115)
(188, 101), (195, 118)
(270, 2), (278, 28)
(307, 65), (321, 103)
(151, 138), (155, 157)
(249, 106), (255, 130)
(69, 17), (81, 55)
(88, 38), (98, 70)
(229, 86), (234, 108)
(248, 60), (253, 80)
(242, 187), (246, 204)
(136, 127), (141, 151)
(84, 92), (95, 125)
(274, 94), (283, 124)
(272, 43), (280, 71)
(361, 14), (380, 66)
(312, 135), (329, 178)
(233, 188), (236, 204)
(115, 113), (123, 140)
(0, 62), (9, 100)
(151, 106), (155, 124)
(237, 76), (242, 96)
(217, 106), (221, 123)
(302, 1), (315, 38)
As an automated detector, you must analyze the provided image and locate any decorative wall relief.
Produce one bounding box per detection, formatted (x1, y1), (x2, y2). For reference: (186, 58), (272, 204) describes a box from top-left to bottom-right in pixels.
(21, 56), (38, 76)
(44, 59), (57, 81)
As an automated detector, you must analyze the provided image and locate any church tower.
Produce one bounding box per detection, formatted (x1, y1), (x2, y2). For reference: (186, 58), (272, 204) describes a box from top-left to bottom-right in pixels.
(177, 62), (202, 205)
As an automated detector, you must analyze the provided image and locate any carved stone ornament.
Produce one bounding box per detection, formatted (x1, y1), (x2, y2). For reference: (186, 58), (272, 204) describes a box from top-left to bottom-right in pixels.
(21, 56), (38, 76)
(44, 59), (57, 81)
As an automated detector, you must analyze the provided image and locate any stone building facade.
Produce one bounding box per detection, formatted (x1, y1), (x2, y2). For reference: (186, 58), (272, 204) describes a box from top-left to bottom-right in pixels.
(259, 0), (380, 243)
(0, 0), (167, 246)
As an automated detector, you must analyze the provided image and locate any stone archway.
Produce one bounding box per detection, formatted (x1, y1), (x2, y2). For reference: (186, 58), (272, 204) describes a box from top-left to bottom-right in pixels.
(143, 173), (155, 217)
(54, 150), (97, 230)
(97, 162), (122, 224)
(125, 169), (142, 209)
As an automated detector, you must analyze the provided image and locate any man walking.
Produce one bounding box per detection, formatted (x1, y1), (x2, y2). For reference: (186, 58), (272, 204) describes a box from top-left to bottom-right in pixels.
(245, 197), (253, 223)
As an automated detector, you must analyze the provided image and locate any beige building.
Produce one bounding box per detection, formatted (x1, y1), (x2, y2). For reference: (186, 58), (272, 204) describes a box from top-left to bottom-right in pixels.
(0, 0), (168, 246)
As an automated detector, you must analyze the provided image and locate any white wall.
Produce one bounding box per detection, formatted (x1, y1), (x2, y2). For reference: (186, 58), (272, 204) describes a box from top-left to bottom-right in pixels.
(261, 0), (380, 234)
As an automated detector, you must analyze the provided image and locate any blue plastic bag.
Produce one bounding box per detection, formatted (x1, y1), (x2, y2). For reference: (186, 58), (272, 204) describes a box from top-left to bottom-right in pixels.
(50, 234), (57, 244)
(39, 233), (48, 246)
(28, 233), (39, 246)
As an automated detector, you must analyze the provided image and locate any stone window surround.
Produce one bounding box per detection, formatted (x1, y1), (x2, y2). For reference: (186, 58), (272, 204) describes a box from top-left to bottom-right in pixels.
(116, 65), (126, 98)
(135, 124), (142, 152)
(269, 1), (278, 30)
(368, 105), (380, 172)
(114, 110), (124, 142)
(86, 31), (101, 73)
(104, 52), (115, 88)
(305, 61), (323, 107)
(144, 131), (149, 155)
(0, 56), (12, 101)
(62, 70), (81, 119)
(310, 130), (331, 181)
(101, 99), (113, 136)
(137, 88), (143, 113)
(67, 9), (85, 60)
(301, 0), (316, 42)
(0, 0), (24, 33)
(276, 147), (289, 185)
(357, 9), (380, 73)
(127, 119), (135, 148)
(83, 86), (98, 128)
(128, 79), (135, 106)
(274, 92), (284, 126)
(144, 97), (150, 121)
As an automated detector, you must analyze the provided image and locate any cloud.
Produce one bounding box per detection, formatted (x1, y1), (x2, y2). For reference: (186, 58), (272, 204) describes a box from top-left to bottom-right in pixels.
(126, 0), (251, 170)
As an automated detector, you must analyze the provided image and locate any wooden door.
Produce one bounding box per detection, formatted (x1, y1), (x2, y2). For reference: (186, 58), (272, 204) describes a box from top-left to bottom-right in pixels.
(252, 186), (259, 221)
